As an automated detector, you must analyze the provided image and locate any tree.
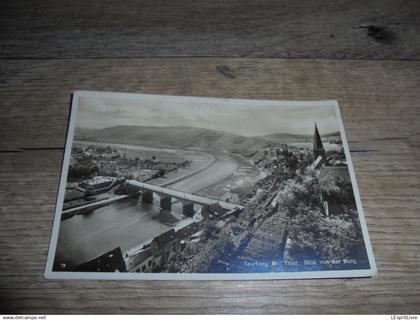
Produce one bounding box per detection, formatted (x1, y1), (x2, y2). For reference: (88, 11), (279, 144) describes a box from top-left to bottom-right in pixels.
(277, 169), (366, 262)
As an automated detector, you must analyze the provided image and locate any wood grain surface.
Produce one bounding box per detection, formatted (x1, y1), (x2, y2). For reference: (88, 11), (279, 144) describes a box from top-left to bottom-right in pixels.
(0, 58), (419, 314)
(1, 0), (420, 60)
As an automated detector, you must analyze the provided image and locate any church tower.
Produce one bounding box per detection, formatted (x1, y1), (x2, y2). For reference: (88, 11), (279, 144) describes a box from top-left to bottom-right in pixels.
(313, 123), (325, 160)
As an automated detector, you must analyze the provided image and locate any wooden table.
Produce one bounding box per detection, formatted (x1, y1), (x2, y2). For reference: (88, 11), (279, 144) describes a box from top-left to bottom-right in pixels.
(1, 0), (419, 314)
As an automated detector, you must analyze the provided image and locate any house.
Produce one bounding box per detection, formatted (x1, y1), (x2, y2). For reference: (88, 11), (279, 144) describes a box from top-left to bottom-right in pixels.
(73, 247), (127, 272)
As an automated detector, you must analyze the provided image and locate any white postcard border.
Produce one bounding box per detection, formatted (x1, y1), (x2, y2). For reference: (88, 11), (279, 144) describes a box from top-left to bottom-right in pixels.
(44, 90), (377, 280)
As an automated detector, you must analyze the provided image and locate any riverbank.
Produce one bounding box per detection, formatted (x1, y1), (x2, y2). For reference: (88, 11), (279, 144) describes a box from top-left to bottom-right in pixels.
(56, 142), (250, 269)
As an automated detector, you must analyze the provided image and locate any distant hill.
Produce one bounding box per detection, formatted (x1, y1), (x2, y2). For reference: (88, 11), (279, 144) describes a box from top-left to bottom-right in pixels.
(262, 133), (313, 144)
(263, 131), (341, 144)
(75, 127), (99, 137)
(323, 131), (341, 137)
(74, 125), (270, 158)
(74, 125), (339, 157)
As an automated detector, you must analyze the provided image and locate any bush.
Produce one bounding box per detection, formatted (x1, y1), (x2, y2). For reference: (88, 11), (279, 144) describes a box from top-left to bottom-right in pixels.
(68, 164), (98, 180)
(278, 169), (365, 261)
(319, 174), (354, 205)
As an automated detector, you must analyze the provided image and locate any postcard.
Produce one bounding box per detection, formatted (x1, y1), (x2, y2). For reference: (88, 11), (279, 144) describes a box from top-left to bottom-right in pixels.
(45, 91), (376, 280)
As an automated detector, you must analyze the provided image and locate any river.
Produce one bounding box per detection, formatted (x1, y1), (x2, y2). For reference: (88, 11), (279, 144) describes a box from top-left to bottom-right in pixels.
(54, 142), (244, 268)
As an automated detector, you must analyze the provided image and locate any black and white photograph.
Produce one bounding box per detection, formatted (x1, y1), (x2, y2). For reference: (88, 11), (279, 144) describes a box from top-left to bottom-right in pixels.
(45, 90), (376, 280)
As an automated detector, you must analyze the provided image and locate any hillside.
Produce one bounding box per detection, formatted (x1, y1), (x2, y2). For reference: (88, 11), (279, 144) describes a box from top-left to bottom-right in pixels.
(74, 125), (269, 157)
(323, 131), (340, 137)
(263, 130), (341, 144)
(262, 133), (313, 144)
(74, 125), (330, 158)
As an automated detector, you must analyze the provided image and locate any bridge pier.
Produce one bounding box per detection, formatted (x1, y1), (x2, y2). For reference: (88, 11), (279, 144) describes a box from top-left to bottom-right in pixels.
(160, 196), (172, 211)
(201, 205), (210, 219)
(182, 202), (194, 217)
(126, 181), (243, 218)
(200, 203), (224, 219)
(141, 191), (154, 204)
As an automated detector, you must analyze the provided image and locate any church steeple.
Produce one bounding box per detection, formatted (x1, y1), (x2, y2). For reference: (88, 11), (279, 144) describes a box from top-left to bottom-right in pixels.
(313, 122), (325, 160)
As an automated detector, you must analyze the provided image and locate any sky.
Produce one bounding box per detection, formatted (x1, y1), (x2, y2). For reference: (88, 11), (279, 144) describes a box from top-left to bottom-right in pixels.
(76, 93), (340, 137)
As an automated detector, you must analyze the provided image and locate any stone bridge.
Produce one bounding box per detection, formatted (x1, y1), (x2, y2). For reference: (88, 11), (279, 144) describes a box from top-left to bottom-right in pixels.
(126, 180), (242, 217)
